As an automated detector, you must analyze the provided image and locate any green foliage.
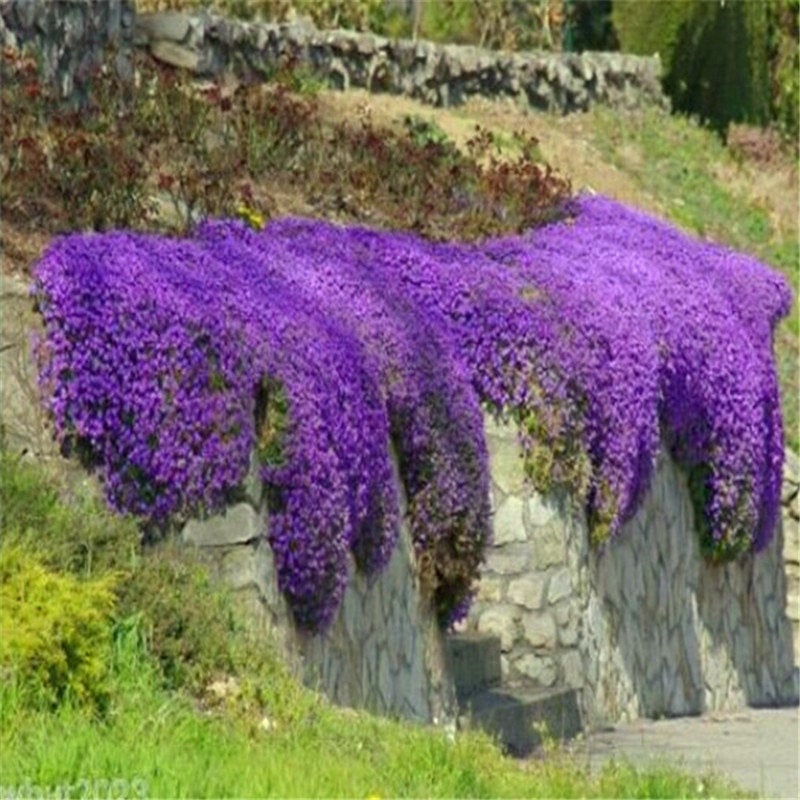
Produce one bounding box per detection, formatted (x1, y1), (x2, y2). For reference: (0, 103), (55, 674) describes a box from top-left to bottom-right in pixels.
(766, 0), (799, 141)
(0, 440), (749, 799)
(138, 0), (386, 30)
(0, 49), (153, 232)
(516, 400), (590, 503)
(138, 0), (569, 49)
(0, 455), (223, 695)
(563, 0), (617, 52)
(404, 115), (454, 150)
(613, 0), (772, 134)
(256, 377), (291, 468)
(0, 547), (117, 711)
(0, 678), (748, 798)
(414, 0), (566, 50)
(116, 544), (244, 692)
(0, 453), (141, 577)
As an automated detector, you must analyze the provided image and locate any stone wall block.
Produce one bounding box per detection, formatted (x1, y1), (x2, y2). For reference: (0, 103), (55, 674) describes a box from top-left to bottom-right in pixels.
(477, 605), (519, 651)
(531, 524), (566, 568)
(516, 653), (557, 687)
(234, 451), (264, 509)
(493, 495), (526, 545)
(561, 650), (583, 688)
(507, 573), (546, 610)
(522, 611), (556, 649)
(219, 544), (260, 591)
(485, 542), (530, 575)
(476, 574), (505, 603)
(182, 502), (263, 547)
(527, 492), (557, 529)
(136, 11), (191, 43)
(487, 436), (526, 496)
(547, 567), (571, 604)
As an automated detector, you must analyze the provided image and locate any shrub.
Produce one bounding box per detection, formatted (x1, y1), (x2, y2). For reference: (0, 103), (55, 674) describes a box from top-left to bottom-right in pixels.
(0, 452), (292, 700)
(115, 544), (243, 692)
(0, 547), (117, 711)
(0, 46), (153, 232)
(414, 0), (566, 51)
(766, 0), (799, 142)
(726, 123), (787, 166)
(1, 44), (571, 241)
(0, 452), (141, 578)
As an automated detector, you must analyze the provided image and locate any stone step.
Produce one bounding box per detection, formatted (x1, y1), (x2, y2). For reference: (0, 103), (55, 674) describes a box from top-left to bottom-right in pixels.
(460, 686), (582, 757)
(446, 632), (502, 700)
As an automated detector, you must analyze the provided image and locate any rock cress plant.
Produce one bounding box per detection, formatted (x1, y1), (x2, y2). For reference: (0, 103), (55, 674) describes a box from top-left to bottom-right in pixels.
(33, 196), (791, 631)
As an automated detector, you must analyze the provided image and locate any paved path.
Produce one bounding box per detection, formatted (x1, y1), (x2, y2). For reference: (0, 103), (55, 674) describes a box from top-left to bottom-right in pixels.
(571, 708), (799, 799)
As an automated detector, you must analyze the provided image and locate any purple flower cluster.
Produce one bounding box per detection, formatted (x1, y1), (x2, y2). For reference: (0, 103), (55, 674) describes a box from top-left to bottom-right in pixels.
(33, 195), (790, 630)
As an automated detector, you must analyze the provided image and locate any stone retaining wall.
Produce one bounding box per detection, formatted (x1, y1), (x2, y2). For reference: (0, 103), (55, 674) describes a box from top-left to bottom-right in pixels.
(2, 273), (796, 727)
(180, 452), (456, 726)
(469, 418), (798, 726)
(1, 1), (667, 114)
(177, 416), (797, 729)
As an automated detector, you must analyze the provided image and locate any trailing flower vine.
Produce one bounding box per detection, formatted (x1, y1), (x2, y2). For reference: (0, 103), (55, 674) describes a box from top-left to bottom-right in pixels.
(33, 196), (790, 631)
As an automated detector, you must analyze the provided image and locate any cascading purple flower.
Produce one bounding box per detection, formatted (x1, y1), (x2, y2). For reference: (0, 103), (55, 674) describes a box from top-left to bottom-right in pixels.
(32, 195), (790, 631)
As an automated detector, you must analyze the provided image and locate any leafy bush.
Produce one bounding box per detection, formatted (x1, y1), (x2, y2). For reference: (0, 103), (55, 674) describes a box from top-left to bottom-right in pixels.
(0, 47), (153, 232)
(413, 0), (566, 51)
(0, 453), (141, 577)
(0, 453), (293, 700)
(136, 0), (567, 49)
(613, 0), (771, 133)
(0, 547), (117, 710)
(116, 544), (242, 692)
(137, 0), (385, 31)
(33, 195), (790, 633)
(766, 0), (799, 142)
(726, 123), (788, 166)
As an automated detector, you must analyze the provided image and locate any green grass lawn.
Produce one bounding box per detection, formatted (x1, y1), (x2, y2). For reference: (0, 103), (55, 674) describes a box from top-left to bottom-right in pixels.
(0, 453), (748, 799)
(0, 677), (749, 798)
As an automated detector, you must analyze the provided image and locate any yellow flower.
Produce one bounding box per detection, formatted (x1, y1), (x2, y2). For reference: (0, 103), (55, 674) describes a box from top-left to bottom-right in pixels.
(235, 204), (265, 230)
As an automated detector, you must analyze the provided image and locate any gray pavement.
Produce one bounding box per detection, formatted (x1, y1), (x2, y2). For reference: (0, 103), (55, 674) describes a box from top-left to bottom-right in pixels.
(570, 708), (799, 799)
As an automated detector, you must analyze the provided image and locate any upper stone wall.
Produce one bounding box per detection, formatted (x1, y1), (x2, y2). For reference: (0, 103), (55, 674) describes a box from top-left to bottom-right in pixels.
(0, 1), (668, 114)
(134, 10), (667, 113)
(0, 0), (136, 100)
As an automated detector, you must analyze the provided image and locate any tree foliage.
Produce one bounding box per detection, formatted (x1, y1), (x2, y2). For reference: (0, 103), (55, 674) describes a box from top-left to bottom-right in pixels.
(612, 0), (784, 135)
